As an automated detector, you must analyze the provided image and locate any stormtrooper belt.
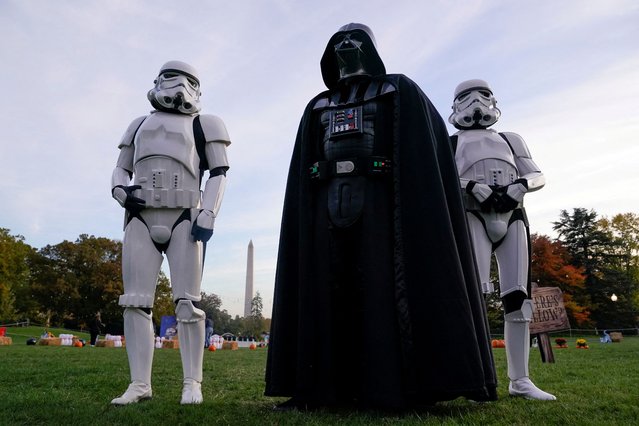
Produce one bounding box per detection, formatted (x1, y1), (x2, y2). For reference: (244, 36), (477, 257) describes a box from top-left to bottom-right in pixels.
(309, 157), (392, 180)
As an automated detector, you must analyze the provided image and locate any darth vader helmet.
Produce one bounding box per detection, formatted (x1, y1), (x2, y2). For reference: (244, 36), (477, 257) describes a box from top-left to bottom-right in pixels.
(320, 23), (386, 89)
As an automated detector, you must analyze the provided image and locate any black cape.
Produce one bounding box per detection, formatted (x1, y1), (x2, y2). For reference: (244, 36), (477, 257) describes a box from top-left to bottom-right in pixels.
(265, 74), (497, 408)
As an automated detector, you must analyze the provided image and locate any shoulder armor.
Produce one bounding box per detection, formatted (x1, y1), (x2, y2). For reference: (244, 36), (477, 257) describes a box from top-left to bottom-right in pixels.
(379, 81), (397, 95)
(198, 114), (231, 146)
(361, 80), (396, 101)
(313, 96), (330, 110)
(500, 132), (531, 159)
(118, 116), (146, 148)
(312, 79), (397, 111)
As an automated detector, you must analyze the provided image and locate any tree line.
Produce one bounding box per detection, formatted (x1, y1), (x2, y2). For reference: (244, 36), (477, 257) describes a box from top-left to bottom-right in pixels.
(1, 208), (637, 334)
(0, 231), (268, 337)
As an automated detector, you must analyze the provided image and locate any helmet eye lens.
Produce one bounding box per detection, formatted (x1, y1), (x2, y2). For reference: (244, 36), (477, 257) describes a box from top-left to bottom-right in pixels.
(345, 34), (361, 44)
(159, 72), (199, 90)
(335, 33), (362, 50)
(187, 78), (199, 89)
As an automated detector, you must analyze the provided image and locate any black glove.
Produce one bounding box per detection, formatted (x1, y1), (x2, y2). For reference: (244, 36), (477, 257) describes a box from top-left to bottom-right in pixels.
(466, 181), (494, 213)
(493, 193), (519, 213)
(494, 179), (528, 213)
(112, 185), (146, 215)
(191, 209), (214, 242)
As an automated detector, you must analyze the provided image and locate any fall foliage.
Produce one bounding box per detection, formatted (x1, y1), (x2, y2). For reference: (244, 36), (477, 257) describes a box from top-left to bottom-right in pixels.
(530, 234), (590, 326)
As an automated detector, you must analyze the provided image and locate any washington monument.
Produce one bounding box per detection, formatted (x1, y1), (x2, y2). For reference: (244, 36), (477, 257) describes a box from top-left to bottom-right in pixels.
(244, 240), (254, 317)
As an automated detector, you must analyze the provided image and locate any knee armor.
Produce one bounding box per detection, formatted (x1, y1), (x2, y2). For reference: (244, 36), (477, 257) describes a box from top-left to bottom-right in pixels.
(175, 299), (205, 323)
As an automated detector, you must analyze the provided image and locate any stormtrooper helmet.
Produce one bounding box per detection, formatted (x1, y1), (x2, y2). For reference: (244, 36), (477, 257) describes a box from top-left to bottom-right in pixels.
(148, 60), (201, 114)
(449, 79), (501, 129)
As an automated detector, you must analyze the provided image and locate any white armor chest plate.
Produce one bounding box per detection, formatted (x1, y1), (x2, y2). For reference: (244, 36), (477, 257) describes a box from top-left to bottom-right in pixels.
(133, 112), (201, 208)
(455, 130), (519, 187)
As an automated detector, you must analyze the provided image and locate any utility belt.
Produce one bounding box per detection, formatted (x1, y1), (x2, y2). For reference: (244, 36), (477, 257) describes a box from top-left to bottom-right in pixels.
(462, 191), (523, 212)
(309, 156), (392, 181)
(136, 187), (200, 209)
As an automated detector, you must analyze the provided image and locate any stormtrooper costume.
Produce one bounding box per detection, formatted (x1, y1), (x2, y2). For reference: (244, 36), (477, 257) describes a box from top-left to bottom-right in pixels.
(450, 79), (555, 401)
(110, 61), (230, 405)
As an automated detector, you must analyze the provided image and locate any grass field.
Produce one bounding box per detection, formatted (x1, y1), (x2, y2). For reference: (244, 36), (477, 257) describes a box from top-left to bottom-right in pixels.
(1, 326), (638, 425)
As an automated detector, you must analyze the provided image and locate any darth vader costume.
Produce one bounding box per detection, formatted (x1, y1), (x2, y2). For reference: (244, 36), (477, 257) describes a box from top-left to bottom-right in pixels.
(265, 24), (497, 409)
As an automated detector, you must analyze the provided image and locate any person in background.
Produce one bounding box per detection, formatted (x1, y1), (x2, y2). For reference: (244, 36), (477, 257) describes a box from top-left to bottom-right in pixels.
(90, 311), (105, 346)
(204, 317), (214, 348)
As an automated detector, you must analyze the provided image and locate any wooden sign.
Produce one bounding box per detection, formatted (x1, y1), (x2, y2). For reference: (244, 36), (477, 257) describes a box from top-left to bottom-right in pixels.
(530, 286), (570, 334)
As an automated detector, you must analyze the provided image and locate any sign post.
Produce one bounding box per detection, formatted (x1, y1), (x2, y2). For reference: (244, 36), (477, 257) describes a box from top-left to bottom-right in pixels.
(530, 285), (570, 363)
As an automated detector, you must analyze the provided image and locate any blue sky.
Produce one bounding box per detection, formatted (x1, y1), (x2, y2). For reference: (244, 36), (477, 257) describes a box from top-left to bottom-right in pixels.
(1, 0), (638, 317)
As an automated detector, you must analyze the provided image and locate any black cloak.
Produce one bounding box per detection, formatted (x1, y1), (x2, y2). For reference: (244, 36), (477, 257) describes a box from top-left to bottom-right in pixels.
(266, 26), (496, 409)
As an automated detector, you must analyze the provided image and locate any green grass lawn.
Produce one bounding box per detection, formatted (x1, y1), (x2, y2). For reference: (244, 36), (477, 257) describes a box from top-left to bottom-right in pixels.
(1, 327), (638, 425)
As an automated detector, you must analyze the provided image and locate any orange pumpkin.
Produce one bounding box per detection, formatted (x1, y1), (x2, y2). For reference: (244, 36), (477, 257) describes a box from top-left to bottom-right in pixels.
(491, 339), (505, 348)
(208, 345), (217, 352)
(249, 343), (257, 350)
(73, 340), (83, 348)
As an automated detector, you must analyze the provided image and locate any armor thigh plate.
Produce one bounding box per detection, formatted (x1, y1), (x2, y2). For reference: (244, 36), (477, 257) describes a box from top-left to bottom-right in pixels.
(134, 157), (200, 208)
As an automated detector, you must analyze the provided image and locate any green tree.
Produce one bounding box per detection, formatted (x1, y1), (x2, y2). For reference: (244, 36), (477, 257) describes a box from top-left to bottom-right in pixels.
(226, 315), (244, 336)
(198, 291), (232, 333)
(244, 291), (266, 338)
(250, 291), (263, 318)
(0, 281), (15, 322)
(28, 235), (123, 328)
(598, 213), (639, 278)
(28, 246), (75, 326)
(598, 213), (639, 329)
(552, 208), (612, 275)
(0, 229), (35, 322)
(587, 268), (637, 329)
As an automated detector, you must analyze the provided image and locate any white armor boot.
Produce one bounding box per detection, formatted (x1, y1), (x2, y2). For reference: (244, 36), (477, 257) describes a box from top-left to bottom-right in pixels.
(111, 308), (154, 405)
(505, 300), (556, 400)
(176, 300), (206, 404)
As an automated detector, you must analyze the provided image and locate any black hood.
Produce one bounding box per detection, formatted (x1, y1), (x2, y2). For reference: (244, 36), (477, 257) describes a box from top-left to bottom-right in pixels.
(320, 23), (386, 89)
